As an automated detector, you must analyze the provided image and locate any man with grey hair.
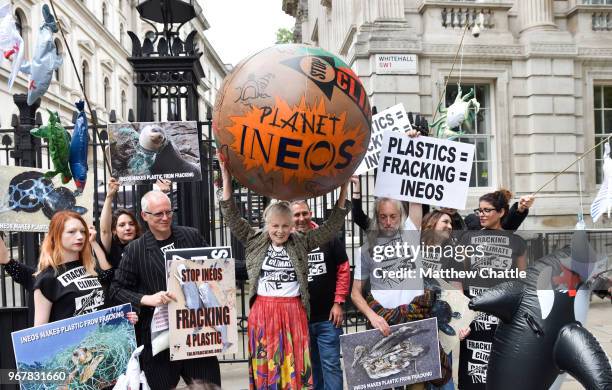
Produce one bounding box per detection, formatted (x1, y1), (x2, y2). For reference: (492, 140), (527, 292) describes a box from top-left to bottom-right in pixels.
(111, 191), (221, 389)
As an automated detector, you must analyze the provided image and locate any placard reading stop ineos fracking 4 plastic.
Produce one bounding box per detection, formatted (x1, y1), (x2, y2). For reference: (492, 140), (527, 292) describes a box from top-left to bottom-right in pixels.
(374, 132), (475, 209)
(355, 103), (412, 175)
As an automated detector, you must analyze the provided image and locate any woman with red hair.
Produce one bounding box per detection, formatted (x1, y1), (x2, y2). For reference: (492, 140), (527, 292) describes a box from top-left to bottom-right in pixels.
(33, 210), (137, 325)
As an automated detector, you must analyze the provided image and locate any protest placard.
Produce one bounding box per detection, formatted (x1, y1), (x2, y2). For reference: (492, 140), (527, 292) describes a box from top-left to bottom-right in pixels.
(340, 318), (441, 390)
(355, 103), (412, 175)
(108, 121), (202, 185)
(11, 304), (136, 390)
(374, 132), (475, 209)
(166, 248), (237, 360)
(0, 166), (94, 232)
(164, 246), (233, 276)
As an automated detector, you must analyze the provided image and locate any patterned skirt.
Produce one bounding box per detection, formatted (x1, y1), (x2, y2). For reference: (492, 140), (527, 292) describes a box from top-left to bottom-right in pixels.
(248, 295), (313, 390)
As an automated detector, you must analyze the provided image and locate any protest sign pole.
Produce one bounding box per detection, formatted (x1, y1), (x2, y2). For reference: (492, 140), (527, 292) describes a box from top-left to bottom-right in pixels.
(531, 135), (612, 196)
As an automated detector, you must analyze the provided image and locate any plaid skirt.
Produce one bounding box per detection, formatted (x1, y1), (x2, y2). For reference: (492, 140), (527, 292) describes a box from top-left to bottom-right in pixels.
(366, 290), (452, 387)
(248, 295), (313, 390)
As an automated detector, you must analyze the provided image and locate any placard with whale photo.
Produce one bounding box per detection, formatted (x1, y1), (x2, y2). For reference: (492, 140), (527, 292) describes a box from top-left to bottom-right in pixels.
(108, 121), (202, 185)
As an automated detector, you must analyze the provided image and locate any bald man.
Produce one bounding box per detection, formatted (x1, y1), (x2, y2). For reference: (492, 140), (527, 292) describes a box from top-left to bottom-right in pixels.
(111, 191), (221, 389)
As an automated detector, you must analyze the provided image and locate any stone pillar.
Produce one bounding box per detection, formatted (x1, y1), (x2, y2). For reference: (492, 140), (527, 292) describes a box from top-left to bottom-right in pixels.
(369, 0), (404, 22)
(519, 0), (556, 32)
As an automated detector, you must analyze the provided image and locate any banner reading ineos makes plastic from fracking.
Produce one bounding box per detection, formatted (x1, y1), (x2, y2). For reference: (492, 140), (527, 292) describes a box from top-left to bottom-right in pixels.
(340, 318), (441, 390)
(11, 304), (136, 390)
(374, 132), (475, 209)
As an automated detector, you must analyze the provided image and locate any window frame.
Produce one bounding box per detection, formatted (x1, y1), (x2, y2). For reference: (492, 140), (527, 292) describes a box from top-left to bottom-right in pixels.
(103, 76), (111, 109)
(593, 84), (612, 184)
(444, 82), (495, 189)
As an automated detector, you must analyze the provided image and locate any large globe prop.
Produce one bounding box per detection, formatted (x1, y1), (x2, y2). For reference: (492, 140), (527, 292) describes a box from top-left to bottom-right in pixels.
(213, 44), (372, 200)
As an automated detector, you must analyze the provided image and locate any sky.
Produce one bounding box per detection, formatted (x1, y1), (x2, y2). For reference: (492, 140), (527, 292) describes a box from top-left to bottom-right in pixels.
(201, 0), (296, 66)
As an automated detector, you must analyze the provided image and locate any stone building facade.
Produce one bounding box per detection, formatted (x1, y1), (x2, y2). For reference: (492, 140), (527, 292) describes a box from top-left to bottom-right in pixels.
(283, 0), (612, 229)
(0, 0), (228, 130)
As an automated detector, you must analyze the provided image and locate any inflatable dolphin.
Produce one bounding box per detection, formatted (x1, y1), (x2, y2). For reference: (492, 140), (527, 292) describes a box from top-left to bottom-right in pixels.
(469, 231), (612, 390)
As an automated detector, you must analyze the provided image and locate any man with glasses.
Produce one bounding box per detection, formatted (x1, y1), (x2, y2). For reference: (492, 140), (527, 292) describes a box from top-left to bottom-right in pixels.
(111, 191), (221, 389)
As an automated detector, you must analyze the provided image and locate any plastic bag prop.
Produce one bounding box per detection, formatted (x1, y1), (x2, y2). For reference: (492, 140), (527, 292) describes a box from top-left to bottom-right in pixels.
(113, 345), (151, 390)
(20, 4), (62, 106)
(0, 1), (24, 89)
(469, 231), (612, 390)
(591, 142), (612, 222)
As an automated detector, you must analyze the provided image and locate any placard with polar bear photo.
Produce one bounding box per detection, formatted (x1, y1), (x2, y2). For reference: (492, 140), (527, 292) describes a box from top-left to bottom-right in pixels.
(108, 121), (202, 185)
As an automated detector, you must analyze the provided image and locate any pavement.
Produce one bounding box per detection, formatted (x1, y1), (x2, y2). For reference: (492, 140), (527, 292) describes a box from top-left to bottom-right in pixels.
(179, 296), (611, 390)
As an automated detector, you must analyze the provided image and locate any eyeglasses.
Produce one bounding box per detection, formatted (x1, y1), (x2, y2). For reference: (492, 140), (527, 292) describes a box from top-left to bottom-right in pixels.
(473, 208), (497, 215)
(144, 210), (174, 219)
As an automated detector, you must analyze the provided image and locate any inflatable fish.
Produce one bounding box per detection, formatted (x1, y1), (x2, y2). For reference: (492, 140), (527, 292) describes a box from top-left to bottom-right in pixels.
(591, 142), (612, 223)
(31, 110), (72, 184)
(20, 4), (62, 106)
(469, 231), (612, 390)
(69, 100), (88, 195)
(0, 1), (24, 89)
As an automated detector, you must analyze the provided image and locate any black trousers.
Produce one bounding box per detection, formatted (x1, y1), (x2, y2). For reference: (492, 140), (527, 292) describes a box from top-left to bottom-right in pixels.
(142, 349), (221, 390)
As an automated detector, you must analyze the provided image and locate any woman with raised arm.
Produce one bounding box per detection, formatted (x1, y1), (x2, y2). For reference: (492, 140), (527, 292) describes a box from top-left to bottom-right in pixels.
(457, 189), (528, 390)
(218, 151), (351, 390)
(1, 225), (112, 291)
(99, 177), (142, 267)
(32, 210), (137, 325)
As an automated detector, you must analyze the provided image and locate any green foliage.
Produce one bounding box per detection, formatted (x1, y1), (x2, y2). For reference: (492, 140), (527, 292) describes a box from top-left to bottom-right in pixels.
(276, 27), (295, 44)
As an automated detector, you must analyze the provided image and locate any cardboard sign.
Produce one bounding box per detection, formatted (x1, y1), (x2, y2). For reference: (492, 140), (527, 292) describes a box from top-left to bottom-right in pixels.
(340, 318), (441, 390)
(108, 121), (202, 185)
(11, 304), (136, 390)
(374, 132), (475, 209)
(0, 166), (94, 232)
(355, 103), (412, 175)
(165, 246), (233, 275)
(166, 248), (237, 360)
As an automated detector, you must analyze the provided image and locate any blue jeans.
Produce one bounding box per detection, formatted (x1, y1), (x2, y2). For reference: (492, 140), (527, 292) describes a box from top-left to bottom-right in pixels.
(309, 320), (343, 390)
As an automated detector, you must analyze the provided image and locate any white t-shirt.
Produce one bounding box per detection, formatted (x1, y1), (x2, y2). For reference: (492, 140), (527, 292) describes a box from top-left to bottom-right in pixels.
(257, 244), (300, 297)
(354, 217), (424, 309)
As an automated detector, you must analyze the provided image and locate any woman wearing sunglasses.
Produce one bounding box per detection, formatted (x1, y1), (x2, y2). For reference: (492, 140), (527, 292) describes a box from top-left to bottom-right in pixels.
(457, 189), (529, 390)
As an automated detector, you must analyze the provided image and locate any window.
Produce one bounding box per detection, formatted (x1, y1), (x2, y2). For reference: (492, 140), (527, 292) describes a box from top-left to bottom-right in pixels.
(54, 39), (62, 82)
(104, 77), (110, 109)
(82, 61), (89, 95)
(119, 23), (124, 45)
(14, 9), (27, 53)
(445, 83), (493, 187)
(594, 85), (612, 184)
(121, 90), (127, 119)
(102, 2), (108, 27)
(584, 0), (612, 4)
